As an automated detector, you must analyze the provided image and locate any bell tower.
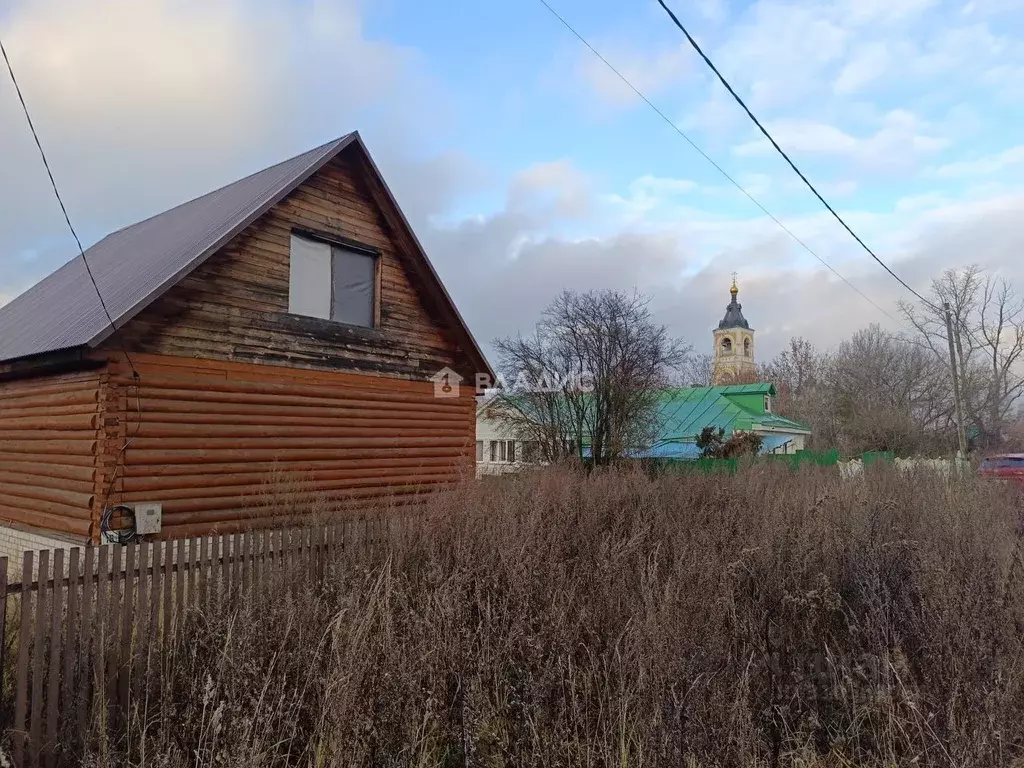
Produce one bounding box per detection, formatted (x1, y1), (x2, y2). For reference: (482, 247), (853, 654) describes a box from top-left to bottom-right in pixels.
(712, 275), (755, 384)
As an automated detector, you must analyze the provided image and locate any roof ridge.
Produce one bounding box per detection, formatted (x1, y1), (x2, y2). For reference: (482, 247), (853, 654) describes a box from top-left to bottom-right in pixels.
(95, 134), (353, 245)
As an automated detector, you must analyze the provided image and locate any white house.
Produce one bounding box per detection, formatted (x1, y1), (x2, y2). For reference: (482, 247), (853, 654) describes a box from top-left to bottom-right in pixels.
(474, 398), (545, 476)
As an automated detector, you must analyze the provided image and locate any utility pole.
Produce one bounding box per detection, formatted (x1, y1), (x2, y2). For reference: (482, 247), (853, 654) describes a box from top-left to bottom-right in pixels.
(944, 302), (969, 459)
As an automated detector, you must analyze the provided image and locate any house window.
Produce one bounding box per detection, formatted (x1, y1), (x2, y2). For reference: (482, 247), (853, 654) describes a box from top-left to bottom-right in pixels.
(489, 440), (518, 463)
(764, 395), (772, 412)
(288, 232), (376, 327)
(476, 441), (484, 462)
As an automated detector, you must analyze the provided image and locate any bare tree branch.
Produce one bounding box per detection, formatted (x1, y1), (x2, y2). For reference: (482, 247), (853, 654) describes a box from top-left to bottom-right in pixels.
(493, 289), (688, 464)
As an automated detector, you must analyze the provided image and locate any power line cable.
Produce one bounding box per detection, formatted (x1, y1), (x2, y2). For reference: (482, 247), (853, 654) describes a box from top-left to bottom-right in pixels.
(652, 0), (938, 314)
(0, 38), (133, 333)
(2, 36), (142, 531)
(652, 0), (1023, 425)
(535, 0), (898, 323)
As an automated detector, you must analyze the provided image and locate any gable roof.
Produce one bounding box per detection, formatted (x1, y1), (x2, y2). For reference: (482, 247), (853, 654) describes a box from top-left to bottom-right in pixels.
(0, 133), (492, 378)
(477, 382), (809, 442)
(656, 384), (809, 441)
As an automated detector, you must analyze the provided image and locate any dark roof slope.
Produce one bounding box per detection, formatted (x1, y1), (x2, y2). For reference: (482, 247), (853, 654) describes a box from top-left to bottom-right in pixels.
(718, 284), (751, 330)
(0, 133), (492, 377)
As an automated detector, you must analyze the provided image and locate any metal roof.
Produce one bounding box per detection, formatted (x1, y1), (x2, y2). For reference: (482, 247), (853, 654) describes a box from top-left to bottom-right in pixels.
(486, 383), (808, 452)
(0, 133), (493, 378)
(718, 284), (751, 330)
(655, 384), (807, 440)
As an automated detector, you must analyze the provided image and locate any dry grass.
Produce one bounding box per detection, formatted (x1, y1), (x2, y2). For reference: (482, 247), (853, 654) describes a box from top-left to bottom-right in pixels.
(93, 464), (1024, 767)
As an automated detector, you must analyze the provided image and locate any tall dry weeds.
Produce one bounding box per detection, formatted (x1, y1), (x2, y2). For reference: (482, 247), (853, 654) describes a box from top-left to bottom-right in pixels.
(93, 465), (1024, 767)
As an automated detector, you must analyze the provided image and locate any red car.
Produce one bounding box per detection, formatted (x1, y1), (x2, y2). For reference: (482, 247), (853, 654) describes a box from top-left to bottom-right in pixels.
(979, 454), (1024, 486)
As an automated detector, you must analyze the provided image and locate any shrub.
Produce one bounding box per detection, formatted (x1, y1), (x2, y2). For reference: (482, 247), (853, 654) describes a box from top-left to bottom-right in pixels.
(90, 465), (1024, 767)
(696, 425), (764, 458)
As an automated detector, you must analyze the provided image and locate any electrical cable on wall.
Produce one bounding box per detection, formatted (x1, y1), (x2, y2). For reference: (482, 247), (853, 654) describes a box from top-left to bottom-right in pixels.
(100, 505), (137, 545)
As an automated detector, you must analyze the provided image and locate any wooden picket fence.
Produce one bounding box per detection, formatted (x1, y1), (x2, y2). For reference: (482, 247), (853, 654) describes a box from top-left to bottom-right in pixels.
(0, 518), (392, 767)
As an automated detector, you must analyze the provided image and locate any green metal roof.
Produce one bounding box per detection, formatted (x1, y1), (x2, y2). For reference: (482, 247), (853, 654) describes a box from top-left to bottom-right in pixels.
(655, 384), (809, 441)
(700, 383), (775, 395)
(479, 383), (810, 447)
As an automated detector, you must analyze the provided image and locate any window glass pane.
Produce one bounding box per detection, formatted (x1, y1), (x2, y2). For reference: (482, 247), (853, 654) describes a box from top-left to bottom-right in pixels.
(490, 441), (498, 462)
(508, 440), (516, 463)
(331, 247), (375, 327)
(288, 234), (332, 319)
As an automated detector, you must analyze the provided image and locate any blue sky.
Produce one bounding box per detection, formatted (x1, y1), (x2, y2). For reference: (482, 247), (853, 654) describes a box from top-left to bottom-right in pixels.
(3, 0), (1024, 362)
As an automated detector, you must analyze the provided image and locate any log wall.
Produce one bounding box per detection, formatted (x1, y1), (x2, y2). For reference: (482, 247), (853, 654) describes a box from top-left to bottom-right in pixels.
(100, 150), (472, 381)
(102, 354), (475, 539)
(0, 370), (102, 538)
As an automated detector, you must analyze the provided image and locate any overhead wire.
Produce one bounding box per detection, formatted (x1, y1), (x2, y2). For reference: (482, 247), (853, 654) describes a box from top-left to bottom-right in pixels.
(535, 0), (898, 323)
(652, 0), (938, 312)
(2, 36), (142, 539)
(650, 0), (1015, 367)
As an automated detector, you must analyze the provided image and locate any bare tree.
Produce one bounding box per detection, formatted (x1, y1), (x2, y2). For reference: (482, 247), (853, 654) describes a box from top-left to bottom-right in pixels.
(900, 266), (1024, 445)
(826, 325), (951, 455)
(757, 337), (822, 413)
(679, 352), (715, 387)
(756, 337), (834, 450)
(493, 290), (688, 464)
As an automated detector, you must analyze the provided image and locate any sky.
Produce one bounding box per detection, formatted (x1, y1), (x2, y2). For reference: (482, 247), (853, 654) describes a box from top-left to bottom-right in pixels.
(2, 0), (1024, 365)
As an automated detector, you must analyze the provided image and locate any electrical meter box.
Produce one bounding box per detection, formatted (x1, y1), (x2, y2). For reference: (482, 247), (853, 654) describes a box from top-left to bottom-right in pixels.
(134, 502), (163, 535)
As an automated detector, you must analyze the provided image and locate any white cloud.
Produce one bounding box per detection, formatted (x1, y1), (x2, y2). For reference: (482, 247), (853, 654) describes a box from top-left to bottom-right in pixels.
(833, 42), (890, 95)
(895, 191), (952, 212)
(933, 144), (1024, 178)
(910, 22), (1004, 77)
(697, 0), (728, 24)
(629, 175), (699, 198)
(734, 120), (858, 157)
(576, 42), (692, 108)
(837, 0), (938, 25)
(509, 160), (593, 219)
(429, 163), (1024, 362)
(715, 1), (848, 110)
(733, 110), (947, 172)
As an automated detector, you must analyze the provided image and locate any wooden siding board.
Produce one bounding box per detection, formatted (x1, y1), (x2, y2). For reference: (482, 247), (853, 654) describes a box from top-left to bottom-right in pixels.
(100, 150), (474, 381)
(98, 355), (474, 539)
(0, 370), (103, 536)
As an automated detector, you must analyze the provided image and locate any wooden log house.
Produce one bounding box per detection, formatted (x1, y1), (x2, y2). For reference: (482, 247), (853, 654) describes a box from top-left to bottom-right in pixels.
(0, 133), (491, 547)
